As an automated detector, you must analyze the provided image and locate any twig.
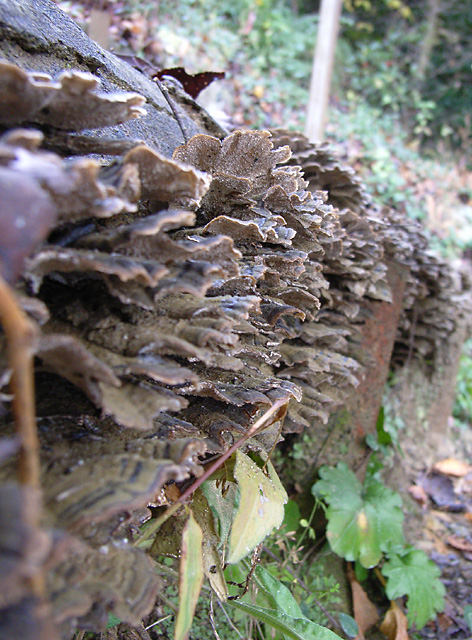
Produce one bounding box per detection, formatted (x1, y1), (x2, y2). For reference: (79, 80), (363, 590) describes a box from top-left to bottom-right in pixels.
(135, 399), (288, 548)
(209, 594), (223, 640)
(0, 275), (39, 488)
(153, 75), (189, 143)
(145, 614), (172, 631)
(0, 275), (45, 602)
(216, 599), (245, 639)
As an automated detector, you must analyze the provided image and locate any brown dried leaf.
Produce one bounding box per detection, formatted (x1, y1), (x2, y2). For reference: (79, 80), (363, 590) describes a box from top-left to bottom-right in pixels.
(446, 535), (472, 553)
(433, 458), (472, 477)
(380, 601), (410, 640)
(347, 564), (379, 636)
(407, 484), (429, 508)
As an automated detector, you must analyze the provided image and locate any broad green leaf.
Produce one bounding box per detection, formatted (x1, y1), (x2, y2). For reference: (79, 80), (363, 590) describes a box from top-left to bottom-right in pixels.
(253, 565), (303, 618)
(174, 509), (203, 640)
(227, 600), (341, 640)
(227, 450), (287, 564)
(382, 548), (445, 629)
(312, 463), (404, 567)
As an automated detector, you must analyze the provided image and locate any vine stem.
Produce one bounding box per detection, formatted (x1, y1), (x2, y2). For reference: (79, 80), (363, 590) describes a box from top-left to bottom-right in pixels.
(135, 398), (288, 548)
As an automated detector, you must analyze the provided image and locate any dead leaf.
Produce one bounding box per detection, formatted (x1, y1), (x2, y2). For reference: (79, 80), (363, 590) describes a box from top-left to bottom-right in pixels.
(408, 484), (428, 508)
(347, 563), (379, 636)
(433, 458), (472, 477)
(380, 601), (410, 640)
(437, 612), (453, 632)
(154, 67), (225, 99)
(447, 535), (472, 553)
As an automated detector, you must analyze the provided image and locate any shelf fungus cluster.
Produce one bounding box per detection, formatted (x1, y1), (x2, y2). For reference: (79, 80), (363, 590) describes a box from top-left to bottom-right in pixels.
(0, 60), (469, 638)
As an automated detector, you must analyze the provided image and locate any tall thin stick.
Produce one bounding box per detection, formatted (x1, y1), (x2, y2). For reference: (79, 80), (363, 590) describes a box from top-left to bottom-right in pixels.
(0, 276), (39, 488)
(0, 275), (45, 601)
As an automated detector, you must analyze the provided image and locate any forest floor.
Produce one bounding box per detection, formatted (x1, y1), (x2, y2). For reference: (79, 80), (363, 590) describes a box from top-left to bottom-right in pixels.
(385, 414), (472, 639)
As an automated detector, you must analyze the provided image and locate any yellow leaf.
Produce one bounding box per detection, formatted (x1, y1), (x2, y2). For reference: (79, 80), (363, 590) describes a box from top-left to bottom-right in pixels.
(227, 450), (287, 564)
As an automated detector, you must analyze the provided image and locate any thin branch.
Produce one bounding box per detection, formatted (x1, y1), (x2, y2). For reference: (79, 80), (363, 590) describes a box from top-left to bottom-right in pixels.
(209, 594), (223, 640)
(154, 75), (189, 143)
(0, 275), (46, 602)
(135, 398), (288, 548)
(0, 275), (39, 488)
(216, 600), (245, 639)
(145, 614), (172, 631)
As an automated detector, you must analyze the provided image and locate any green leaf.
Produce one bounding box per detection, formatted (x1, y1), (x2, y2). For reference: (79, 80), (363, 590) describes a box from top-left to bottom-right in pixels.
(464, 605), (472, 631)
(106, 613), (122, 629)
(227, 601), (341, 640)
(201, 478), (236, 546)
(282, 499), (301, 534)
(227, 450), (287, 564)
(312, 462), (404, 567)
(174, 509), (204, 640)
(382, 548), (445, 629)
(338, 613), (358, 638)
(253, 565), (303, 618)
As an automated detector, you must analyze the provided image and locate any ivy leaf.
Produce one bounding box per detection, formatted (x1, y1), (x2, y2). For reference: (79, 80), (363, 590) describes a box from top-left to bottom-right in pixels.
(174, 509), (204, 640)
(227, 601), (341, 640)
(382, 548), (446, 629)
(227, 450), (287, 564)
(312, 462), (404, 567)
